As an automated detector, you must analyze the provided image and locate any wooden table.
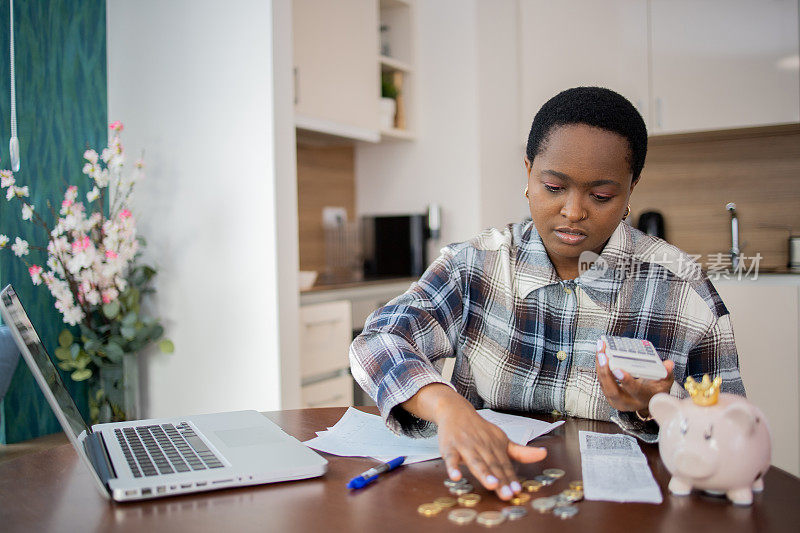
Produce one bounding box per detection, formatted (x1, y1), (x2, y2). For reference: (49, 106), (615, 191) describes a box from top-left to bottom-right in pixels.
(1, 407), (798, 532)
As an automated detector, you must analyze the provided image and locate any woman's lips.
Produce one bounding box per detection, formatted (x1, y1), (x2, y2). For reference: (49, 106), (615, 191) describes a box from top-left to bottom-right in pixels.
(554, 229), (588, 245)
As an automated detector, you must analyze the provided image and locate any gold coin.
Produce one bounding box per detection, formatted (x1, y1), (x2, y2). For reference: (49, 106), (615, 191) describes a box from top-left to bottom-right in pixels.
(560, 489), (584, 502)
(569, 480), (584, 490)
(522, 479), (544, 492)
(509, 493), (531, 506)
(434, 496), (458, 508)
(543, 468), (566, 479)
(476, 511), (506, 527)
(448, 508), (478, 525)
(417, 503), (441, 517)
(457, 493), (481, 507)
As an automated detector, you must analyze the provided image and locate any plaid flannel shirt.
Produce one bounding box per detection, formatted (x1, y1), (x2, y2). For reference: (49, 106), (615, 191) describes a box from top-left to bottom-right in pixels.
(349, 220), (745, 439)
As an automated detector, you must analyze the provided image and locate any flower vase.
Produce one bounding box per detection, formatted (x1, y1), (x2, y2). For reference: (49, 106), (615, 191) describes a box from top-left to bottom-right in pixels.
(90, 352), (140, 424)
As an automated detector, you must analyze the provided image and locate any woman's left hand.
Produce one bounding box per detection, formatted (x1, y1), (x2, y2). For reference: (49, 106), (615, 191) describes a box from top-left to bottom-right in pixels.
(595, 351), (675, 413)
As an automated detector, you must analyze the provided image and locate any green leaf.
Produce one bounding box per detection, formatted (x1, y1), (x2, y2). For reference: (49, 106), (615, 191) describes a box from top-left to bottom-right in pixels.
(84, 338), (101, 353)
(159, 339), (175, 354)
(121, 311), (138, 327)
(70, 343), (80, 359)
(75, 351), (91, 369)
(54, 346), (72, 361)
(58, 329), (74, 347)
(71, 368), (92, 381)
(57, 361), (74, 371)
(125, 288), (140, 310)
(104, 342), (124, 363)
(121, 325), (136, 340)
(102, 300), (121, 319)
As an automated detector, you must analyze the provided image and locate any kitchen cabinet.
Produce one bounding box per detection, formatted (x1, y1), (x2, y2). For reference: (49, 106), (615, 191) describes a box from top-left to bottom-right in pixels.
(299, 300), (354, 407)
(518, 0), (650, 142)
(715, 276), (800, 477)
(293, 0), (380, 141)
(650, 0), (800, 133)
(518, 0), (800, 138)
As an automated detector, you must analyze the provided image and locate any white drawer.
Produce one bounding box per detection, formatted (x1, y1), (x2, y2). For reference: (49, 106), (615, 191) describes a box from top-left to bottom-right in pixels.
(301, 374), (354, 409)
(299, 300), (352, 380)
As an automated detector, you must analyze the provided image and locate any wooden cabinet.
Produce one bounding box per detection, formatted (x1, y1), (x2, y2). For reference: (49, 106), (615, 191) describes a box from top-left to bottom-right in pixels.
(293, 0), (381, 141)
(299, 300), (354, 407)
(650, 0), (800, 133)
(715, 277), (800, 477)
(518, 0), (650, 142)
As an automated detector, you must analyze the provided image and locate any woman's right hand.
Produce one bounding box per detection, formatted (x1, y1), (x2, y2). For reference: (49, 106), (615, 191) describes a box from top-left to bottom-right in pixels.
(403, 383), (547, 501)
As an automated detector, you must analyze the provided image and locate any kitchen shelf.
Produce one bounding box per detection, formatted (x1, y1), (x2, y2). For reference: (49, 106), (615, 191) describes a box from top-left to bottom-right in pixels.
(380, 127), (415, 141)
(379, 55), (412, 73)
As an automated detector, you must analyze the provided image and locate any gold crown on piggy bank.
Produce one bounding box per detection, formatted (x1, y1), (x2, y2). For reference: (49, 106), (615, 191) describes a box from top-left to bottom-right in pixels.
(685, 374), (722, 406)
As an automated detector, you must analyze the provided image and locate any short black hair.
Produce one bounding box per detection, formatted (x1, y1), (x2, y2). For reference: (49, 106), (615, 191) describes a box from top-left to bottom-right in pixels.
(526, 86), (648, 179)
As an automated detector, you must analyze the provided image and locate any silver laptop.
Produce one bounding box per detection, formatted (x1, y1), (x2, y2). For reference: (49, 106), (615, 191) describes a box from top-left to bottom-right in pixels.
(0, 284), (327, 501)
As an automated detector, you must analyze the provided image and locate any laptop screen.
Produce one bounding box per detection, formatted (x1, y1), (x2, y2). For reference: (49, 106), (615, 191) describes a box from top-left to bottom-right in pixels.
(0, 285), (89, 440)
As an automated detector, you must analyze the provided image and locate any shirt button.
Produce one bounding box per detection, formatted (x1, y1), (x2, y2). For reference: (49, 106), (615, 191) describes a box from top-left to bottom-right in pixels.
(556, 350), (567, 361)
(564, 287), (573, 294)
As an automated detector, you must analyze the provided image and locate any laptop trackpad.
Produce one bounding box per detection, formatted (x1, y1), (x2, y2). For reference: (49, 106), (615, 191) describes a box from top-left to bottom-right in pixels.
(215, 426), (283, 448)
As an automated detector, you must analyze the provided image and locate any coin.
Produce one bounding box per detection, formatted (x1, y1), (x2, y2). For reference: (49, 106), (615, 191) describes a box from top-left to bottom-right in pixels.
(531, 496), (558, 513)
(569, 480), (584, 490)
(450, 484), (474, 495)
(476, 511), (506, 527)
(457, 493), (481, 507)
(448, 508), (478, 525)
(543, 468), (566, 479)
(533, 474), (555, 486)
(445, 478), (469, 488)
(560, 489), (583, 502)
(434, 496), (458, 508)
(509, 493), (531, 506)
(522, 479), (544, 492)
(553, 505), (579, 519)
(501, 506), (528, 520)
(553, 494), (571, 505)
(418, 503), (441, 517)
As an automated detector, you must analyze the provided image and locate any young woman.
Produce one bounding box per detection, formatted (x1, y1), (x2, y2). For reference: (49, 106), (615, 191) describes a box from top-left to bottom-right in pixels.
(349, 87), (744, 501)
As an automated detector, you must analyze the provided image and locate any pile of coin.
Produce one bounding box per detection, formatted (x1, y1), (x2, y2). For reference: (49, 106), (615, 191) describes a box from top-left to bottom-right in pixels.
(417, 471), (585, 526)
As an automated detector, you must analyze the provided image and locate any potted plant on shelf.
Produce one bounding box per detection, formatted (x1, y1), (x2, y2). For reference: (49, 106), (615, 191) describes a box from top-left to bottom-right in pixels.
(380, 72), (399, 130)
(0, 121), (173, 423)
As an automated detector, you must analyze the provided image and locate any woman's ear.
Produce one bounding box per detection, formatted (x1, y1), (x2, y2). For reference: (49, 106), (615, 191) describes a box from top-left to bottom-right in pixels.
(524, 157), (532, 176)
(630, 175), (639, 194)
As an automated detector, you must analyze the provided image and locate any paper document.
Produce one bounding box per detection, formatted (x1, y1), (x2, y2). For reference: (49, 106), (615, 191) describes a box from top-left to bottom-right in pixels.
(579, 430), (663, 504)
(303, 407), (564, 464)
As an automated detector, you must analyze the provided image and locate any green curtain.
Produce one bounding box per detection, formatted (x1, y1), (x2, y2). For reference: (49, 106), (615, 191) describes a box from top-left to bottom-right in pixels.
(0, 0), (107, 443)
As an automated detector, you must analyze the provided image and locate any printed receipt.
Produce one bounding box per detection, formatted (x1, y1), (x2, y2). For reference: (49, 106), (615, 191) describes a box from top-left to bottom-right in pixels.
(579, 430), (663, 504)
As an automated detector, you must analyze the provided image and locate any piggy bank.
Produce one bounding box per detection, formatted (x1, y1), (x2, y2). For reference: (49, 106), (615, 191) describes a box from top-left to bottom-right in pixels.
(649, 375), (771, 506)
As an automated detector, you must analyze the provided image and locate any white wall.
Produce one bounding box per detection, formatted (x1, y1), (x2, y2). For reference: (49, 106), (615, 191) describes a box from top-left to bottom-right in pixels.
(355, 0), (529, 255)
(107, 0), (290, 417)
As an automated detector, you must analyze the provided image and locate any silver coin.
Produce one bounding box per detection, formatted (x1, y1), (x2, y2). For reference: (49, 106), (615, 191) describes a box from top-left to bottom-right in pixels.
(531, 496), (558, 513)
(543, 468), (566, 479)
(553, 494), (571, 505)
(448, 508), (478, 525)
(450, 484), (474, 495)
(444, 478), (469, 488)
(501, 506), (528, 520)
(533, 474), (555, 485)
(553, 505), (579, 519)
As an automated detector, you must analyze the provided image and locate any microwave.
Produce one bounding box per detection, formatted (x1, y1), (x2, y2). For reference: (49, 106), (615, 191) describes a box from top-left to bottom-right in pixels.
(361, 214), (429, 279)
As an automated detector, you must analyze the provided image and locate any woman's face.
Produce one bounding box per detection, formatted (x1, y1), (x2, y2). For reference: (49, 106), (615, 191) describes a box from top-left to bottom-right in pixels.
(525, 124), (637, 273)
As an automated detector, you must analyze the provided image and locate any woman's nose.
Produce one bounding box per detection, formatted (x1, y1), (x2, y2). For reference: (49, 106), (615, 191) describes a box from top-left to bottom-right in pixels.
(560, 193), (586, 222)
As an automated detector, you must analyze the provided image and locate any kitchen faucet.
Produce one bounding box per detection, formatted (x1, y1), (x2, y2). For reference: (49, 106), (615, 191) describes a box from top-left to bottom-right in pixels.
(726, 202), (739, 270)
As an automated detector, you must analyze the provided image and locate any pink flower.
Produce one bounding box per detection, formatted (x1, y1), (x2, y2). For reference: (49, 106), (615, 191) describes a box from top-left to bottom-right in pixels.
(28, 265), (43, 285)
(101, 288), (119, 304)
(62, 199), (73, 209)
(71, 235), (91, 252)
(105, 250), (118, 259)
(119, 209), (132, 220)
(109, 121), (124, 132)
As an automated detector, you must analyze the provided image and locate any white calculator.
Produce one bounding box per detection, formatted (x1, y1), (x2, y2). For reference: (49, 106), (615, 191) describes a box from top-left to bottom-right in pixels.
(596, 335), (668, 380)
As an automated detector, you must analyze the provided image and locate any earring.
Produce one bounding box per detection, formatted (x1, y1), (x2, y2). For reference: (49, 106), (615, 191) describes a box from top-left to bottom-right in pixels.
(524, 185), (529, 199)
(623, 203), (631, 219)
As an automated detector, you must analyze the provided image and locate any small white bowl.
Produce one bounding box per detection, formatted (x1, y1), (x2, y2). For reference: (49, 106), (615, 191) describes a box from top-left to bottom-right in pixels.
(298, 271), (318, 291)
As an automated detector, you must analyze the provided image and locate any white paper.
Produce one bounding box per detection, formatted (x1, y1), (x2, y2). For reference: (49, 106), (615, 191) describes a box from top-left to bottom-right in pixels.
(579, 430), (663, 504)
(302, 407), (564, 460)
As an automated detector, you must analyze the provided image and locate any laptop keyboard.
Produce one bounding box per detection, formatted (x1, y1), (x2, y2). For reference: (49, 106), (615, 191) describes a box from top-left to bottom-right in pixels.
(113, 422), (225, 478)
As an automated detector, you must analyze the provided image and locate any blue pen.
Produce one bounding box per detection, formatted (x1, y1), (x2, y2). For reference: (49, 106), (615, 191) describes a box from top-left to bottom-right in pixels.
(347, 456), (406, 489)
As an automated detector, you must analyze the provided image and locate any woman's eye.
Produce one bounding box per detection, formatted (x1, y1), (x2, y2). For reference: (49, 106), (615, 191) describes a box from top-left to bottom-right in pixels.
(543, 184), (563, 193)
(592, 194), (613, 202)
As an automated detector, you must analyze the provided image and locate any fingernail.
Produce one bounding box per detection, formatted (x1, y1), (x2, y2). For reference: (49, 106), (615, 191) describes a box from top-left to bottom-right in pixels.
(598, 353), (607, 366)
(510, 481), (522, 493)
(612, 369), (625, 380)
(485, 475), (498, 486)
(449, 468), (461, 480)
(500, 486), (512, 499)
